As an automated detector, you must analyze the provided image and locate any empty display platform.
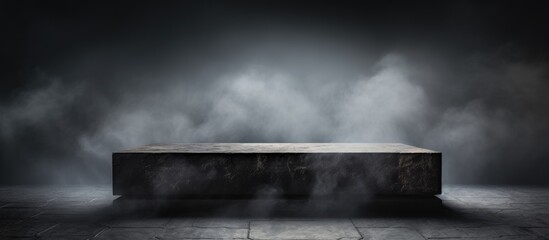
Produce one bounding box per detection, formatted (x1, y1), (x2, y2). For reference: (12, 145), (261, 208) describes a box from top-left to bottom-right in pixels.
(112, 143), (441, 197)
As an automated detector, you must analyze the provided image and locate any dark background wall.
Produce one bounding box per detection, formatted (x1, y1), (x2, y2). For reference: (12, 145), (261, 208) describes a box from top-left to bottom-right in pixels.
(1, 1), (549, 185)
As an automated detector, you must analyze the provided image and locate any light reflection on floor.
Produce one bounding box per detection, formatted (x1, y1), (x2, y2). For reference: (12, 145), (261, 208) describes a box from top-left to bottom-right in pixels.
(0, 185), (548, 239)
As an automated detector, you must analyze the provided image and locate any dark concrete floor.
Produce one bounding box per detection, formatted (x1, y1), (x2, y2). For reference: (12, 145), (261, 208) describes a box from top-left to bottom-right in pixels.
(0, 185), (548, 239)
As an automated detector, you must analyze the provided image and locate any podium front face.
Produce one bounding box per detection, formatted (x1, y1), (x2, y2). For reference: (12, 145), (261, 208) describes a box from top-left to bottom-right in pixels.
(112, 143), (441, 197)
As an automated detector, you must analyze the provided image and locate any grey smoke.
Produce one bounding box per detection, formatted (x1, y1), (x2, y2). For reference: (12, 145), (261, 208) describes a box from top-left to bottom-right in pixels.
(1, 1), (549, 185)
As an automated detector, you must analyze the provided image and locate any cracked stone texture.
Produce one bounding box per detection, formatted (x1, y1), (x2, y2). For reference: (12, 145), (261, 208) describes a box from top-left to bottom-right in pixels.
(113, 143), (441, 196)
(0, 185), (549, 239)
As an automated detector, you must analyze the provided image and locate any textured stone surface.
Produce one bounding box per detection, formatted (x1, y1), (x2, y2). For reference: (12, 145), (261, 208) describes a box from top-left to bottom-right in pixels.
(95, 228), (161, 240)
(358, 227), (425, 240)
(161, 227), (249, 239)
(113, 143), (441, 196)
(117, 143), (438, 153)
(249, 220), (361, 239)
(0, 185), (548, 239)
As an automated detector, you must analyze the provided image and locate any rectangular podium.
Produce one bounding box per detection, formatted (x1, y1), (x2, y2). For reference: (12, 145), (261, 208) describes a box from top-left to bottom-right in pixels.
(112, 143), (441, 197)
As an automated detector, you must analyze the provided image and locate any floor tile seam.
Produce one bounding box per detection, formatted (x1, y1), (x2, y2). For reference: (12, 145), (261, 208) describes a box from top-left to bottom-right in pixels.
(34, 223), (59, 237)
(356, 226), (416, 229)
(249, 219), (354, 222)
(247, 220), (252, 240)
(167, 226), (250, 230)
(105, 226), (166, 229)
(91, 227), (109, 238)
(345, 218), (363, 240)
(247, 238), (355, 240)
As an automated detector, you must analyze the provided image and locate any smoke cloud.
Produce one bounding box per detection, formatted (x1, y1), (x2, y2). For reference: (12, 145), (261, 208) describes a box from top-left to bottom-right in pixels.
(1, 1), (549, 185)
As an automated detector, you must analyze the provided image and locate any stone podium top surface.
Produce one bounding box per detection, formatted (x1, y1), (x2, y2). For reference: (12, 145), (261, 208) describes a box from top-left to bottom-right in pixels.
(116, 143), (439, 154)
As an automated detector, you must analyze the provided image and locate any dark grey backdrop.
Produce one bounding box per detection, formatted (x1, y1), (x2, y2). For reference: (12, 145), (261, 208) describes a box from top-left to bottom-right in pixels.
(1, 1), (549, 185)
